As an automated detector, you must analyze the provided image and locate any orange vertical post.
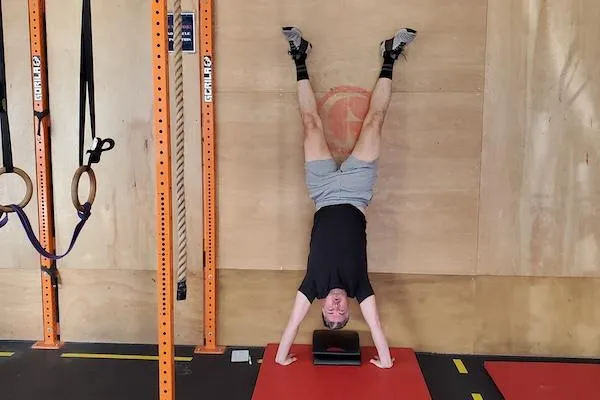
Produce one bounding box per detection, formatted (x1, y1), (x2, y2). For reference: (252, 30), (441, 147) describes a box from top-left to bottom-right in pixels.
(27, 0), (62, 350)
(152, 1), (175, 399)
(195, 0), (224, 355)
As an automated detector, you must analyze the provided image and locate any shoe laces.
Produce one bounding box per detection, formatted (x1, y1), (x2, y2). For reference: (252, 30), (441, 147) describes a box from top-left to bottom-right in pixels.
(288, 40), (306, 59)
(390, 43), (407, 60)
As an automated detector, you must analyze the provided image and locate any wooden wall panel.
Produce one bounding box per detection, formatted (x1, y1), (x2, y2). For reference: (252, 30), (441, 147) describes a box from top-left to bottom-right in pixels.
(368, 92), (482, 274)
(213, 0), (486, 274)
(0, 269), (42, 340)
(58, 269), (203, 344)
(474, 275), (600, 356)
(217, 92), (313, 270)
(218, 92), (482, 274)
(478, 0), (600, 276)
(216, 0), (487, 93)
(2, 0), (487, 276)
(223, 272), (479, 355)
(3, 268), (600, 358)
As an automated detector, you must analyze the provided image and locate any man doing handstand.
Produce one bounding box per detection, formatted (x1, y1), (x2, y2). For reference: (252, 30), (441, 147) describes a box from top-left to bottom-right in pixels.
(275, 26), (416, 369)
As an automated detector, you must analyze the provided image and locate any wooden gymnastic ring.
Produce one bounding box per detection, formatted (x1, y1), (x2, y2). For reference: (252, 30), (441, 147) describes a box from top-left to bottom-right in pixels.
(71, 166), (97, 212)
(0, 167), (34, 213)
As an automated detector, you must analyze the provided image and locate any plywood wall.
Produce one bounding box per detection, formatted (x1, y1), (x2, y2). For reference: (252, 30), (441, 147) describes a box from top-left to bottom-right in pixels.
(1, 0), (600, 355)
(478, 0), (600, 276)
(216, 0), (487, 274)
(3, 0), (597, 276)
(4, 267), (600, 358)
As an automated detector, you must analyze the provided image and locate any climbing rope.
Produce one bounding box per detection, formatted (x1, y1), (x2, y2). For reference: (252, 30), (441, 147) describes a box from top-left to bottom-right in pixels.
(173, 0), (188, 301)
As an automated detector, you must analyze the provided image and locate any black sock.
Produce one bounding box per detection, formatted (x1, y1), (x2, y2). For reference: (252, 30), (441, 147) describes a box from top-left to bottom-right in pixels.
(294, 54), (309, 81)
(379, 52), (395, 79)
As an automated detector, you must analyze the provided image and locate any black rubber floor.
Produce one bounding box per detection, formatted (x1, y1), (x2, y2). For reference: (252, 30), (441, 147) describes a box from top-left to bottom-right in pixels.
(0, 341), (263, 400)
(418, 352), (504, 399)
(1, 340), (599, 400)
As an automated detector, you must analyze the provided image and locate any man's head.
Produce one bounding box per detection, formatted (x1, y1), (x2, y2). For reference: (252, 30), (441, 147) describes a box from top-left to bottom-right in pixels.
(321, 288), (349, 330)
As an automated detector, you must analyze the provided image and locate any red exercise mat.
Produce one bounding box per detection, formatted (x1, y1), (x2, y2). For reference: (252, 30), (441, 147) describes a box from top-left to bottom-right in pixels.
(485, 360), (600, 399)
(252, 343), (431, 400)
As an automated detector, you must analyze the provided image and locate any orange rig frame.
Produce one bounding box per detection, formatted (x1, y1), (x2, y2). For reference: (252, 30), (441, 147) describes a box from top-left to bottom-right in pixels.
(151, 1), (176, 399)
(27, 0), (61, 351)
(153, 2), (224, 398)
(22, 1), (223, 399)
(195, 0), (223, 356)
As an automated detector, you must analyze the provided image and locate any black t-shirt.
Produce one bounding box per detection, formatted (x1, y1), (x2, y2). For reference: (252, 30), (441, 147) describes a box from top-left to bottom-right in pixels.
(298, 204), (374, 304)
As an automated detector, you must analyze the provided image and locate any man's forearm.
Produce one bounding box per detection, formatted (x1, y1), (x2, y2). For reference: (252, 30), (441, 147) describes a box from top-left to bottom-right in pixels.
(275, 323), (299, 362)
(370, 323), (392, 363)
(275, 291), (311, 364)
(359, 295), (392, 365)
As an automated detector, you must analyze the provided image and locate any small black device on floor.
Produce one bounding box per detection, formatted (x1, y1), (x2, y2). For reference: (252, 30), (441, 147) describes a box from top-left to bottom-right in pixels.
(312, 329), (361, 366)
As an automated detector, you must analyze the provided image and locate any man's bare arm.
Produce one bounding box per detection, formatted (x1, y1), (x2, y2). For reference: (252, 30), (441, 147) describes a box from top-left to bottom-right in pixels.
(359, 295), (393, 368)
(275, 291), (312, 365)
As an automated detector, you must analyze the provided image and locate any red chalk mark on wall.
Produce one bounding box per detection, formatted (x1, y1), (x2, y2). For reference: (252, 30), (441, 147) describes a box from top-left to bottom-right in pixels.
(318, 86), (371, 162)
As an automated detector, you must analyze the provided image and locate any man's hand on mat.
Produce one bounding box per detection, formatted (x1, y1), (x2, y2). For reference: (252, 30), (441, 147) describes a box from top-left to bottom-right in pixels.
(276, 354), (297, 366)
(370, 356), (394, 369)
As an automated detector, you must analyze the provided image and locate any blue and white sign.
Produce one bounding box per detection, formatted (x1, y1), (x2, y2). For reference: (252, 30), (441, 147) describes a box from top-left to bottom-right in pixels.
(167, 12), (196, 53)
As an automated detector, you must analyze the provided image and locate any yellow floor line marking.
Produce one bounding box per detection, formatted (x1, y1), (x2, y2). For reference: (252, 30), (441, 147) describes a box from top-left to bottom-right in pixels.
(471, 393), (484, 400)
(61, 353), (192, 362)
(0, 352), (15, 357)
(453, 358), (468, 374)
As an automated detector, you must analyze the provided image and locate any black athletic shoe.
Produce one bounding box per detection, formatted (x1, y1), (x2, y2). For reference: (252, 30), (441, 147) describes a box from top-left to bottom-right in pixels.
(380, 28), (417, 59)
(282, 26), (312, 60)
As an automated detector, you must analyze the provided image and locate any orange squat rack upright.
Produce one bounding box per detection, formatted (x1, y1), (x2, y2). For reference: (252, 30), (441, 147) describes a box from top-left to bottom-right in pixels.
(152, 1), (223, 398)
(196, 0), (224, 355)
(152, 1), (175, 399)
(27, 0), (62, 350)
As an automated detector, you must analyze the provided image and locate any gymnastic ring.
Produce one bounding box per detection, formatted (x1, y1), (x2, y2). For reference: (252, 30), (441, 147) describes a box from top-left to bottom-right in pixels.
(71, 166), (97, 212)
(0, 167), (34, 213)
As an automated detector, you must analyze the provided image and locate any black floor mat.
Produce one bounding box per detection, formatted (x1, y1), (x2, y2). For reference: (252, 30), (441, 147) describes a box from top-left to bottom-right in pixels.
(417, 353), (504, 400)
(0, 341), (264, 400)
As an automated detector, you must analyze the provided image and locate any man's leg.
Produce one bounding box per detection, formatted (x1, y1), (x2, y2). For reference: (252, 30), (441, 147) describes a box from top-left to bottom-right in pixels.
(282, 27), (332, 162)
(297, 80), (332, 162)
(351, 28), (417, 162)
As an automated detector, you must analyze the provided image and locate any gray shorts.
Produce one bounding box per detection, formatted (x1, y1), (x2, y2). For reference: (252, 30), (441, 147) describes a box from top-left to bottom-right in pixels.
(305, 156), (378, 211)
